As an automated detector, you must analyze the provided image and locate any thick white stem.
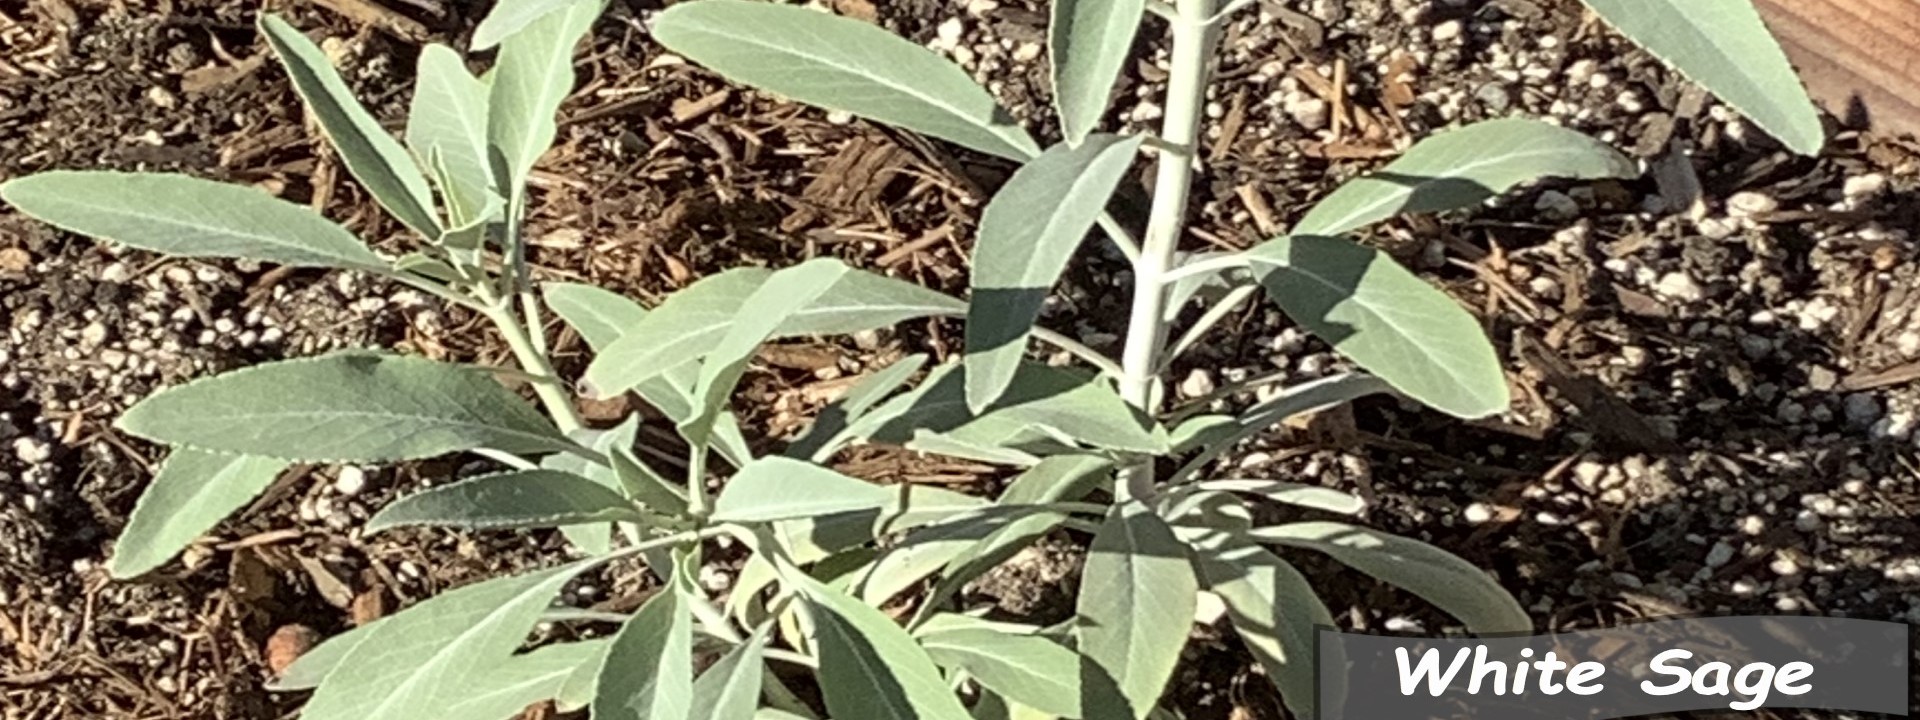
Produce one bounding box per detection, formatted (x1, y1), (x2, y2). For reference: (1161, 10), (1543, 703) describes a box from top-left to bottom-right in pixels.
(1117, 0), (1219, 501)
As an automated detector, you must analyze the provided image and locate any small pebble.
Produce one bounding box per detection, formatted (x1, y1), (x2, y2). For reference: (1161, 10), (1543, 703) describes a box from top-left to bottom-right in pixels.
(334, 467), (367, 497)
(1704, 541), (1735, 568)
(1727, 191), (1778, 218)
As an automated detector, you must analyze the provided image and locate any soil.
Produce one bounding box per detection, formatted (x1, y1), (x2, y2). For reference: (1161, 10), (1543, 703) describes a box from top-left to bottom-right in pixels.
(3, 0), (1919, 718)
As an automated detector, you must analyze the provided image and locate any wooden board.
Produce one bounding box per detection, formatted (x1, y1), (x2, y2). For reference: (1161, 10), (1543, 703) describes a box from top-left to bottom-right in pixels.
(1756, 0), (1920, 139)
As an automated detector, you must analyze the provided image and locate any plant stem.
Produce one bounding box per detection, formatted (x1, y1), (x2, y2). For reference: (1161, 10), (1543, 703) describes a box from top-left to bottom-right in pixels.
(480, 302), (586, 435)
(1117, 0), (1219, 501)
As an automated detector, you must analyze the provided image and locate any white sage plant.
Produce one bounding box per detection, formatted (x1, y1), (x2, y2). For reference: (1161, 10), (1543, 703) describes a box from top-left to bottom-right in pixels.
(0, 0), (1819, 718)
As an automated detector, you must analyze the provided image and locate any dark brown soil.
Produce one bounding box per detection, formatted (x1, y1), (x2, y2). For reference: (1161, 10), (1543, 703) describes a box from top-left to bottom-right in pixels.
(4, 0), (1919, 718)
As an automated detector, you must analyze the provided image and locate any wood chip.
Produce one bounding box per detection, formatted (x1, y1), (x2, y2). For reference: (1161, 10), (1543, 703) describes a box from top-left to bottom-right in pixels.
(670, 89), (730, 124)
(303, 0), (428, 41)
(0, 247), (29, 273)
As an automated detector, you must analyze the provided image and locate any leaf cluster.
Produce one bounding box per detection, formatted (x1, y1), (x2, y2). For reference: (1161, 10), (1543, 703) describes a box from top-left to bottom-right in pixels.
(0, 0), (1820, 718)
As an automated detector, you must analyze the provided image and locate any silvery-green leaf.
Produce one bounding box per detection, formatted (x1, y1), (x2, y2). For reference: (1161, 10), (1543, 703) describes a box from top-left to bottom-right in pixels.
(1160, 490), (1252, 535)
(586, 266), (963, 397)
(1076, 501), (1195, 720)
(691, 624), (769, 720)
(922, 629), (1091, 719)
(911, 613), (1046, 639)
(542, 282), (755, 466)
(686, 259), (850, 444)
(365, 469), (644, 534)
(269, 617), (384, 691)
(1291, 118), (1637, 237)
(409, 44), (495, 225)
(763, 483), (989, 566)
(555, 638), (613, 711)
(260, 15), (441, 237)
(1167, 414), (1235, 454)
(856, 362), (1164, 455)
(788, 354), (929, 461)
(1184, 479), (1365, 515)
(1246, 236), (1506, 418)
(108, 449), (289, 579)
(1580, 0), (1820, 155)
(1049, 0), (1144, 144)
(853, 506), (1058, 606)
(544, 282), (645, 350)
(780, 568), (971, 720)
(489, 0), (602, 195)
(394, 252), (464, 283)
(444, 640), (611, 719)
(302, 563), (586, 720)
(1177, 373), (1389, 479)
(1188, 533), (1338, 720)
(1163, 251), (1251, 323)
(430, 185), (501, 249)
(653, 0), (1039, 160)
(117, 352), (571, 462)
(0, 172), (385, 271)
(541, 418), (640, 553)
(714, 456), (983, 524)
(1250, 521), (1530, 633)
(967, 134), (1141, 411)
(594, 582), (694, 720)
(473, 0), (580, 50)
(905, 430), (1046, 467)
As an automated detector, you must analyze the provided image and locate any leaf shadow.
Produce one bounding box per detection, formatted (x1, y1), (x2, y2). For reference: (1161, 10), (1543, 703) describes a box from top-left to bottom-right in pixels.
(965, 286), (1053, 359)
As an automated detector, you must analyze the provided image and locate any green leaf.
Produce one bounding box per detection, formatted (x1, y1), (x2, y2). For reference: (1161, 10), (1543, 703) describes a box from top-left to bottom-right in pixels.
(555, 639), (614, 711)
(686, 259), (851, 444)
(714, 456), (983, 524)
(0, 172), (385, 271)
(1580, 0), (1821, 155)
(117, 352), (571, 462)
(108, 449), (289, 579)
(1049, 0), (1144, 144)
(691, 624), (770, 720)
(543, 282), (755, 466)
(783, 569), (972, 720)
(301, 563), (585, 720)
(1246, 236), (1507, 418)
(1292, 118), (1636, 237)
(853, 506), (1058, 606)
(544, 282), (646, 351)
(1075, 501), (1196, 719)
(489, 0), (602, 195)
(1175, 373), (1391, 481)
(788, 354), (929, 461)
(444, 640), (612, 719)
(541, 419), (641, 553)
(916, 455), (1109, 620)
(967, 134), (1141, 412)
(473, 0), (580, 50)
(1183, 479), (1365, 515)
(395, 252), (464, 283)
(409, 44), (496, 226)
(921, 629), (1090, 718)
(1189, 534), (1339, 720)
(856, 362), (1165, 455)
(586, 265), (962, 397)
(1250, 521), (1530, 633)
(653, 0), (1039, 160)
(594, 583), (694, 720)
(365, 469), (644, 534)
(260, 14), (441, 237)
